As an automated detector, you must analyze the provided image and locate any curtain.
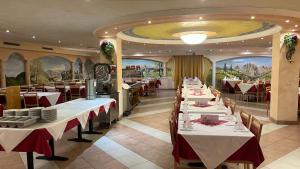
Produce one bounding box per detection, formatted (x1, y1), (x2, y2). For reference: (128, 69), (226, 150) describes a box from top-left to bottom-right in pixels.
(173, 55), (212, 87)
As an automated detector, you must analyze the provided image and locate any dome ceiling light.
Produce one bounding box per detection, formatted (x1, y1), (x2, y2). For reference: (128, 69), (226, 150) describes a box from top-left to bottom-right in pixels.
(180, 33), (207, 45)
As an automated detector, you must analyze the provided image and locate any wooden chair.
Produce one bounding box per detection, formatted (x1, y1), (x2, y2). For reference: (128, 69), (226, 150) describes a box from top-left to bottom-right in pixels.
(250, 116), (263, 142)
(240, 111), (252, 129)
(148, 81), (157, 95)
(70, 85), (81, 100)
(55, 85), (67, 102)
(229, 101), (236, 114)
(23, 92), (39, 108)
(6, 86), (21, 109)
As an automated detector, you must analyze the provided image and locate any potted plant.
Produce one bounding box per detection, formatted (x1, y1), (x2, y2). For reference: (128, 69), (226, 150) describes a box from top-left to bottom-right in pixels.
(282, 33), (298, 63)
(100, 41), (115, 64)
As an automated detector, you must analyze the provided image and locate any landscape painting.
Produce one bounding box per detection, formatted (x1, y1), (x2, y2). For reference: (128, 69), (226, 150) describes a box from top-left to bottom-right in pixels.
(216, 56), (272, 88)
(5, 53), (26, 86)
(30, 56), (72, 84)
(74, 58), (83, 79)
(122, 59), (163, 78)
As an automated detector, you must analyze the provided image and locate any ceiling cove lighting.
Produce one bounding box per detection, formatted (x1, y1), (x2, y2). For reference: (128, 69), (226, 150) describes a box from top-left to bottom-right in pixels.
(180, 33), (207, 45)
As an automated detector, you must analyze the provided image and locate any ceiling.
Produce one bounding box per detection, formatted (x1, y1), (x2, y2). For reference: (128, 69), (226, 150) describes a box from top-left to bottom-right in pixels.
(0, 0), (300, 57)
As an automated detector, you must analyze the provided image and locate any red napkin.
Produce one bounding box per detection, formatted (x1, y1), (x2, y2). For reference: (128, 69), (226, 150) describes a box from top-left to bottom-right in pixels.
(190, 118), (227, 126)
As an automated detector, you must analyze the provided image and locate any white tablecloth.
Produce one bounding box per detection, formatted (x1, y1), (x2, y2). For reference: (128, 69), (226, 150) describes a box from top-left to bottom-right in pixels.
(0, 98), (115, 152)
(178, 113), (253, 169)
(21, 92), (61, 106)
(159, 77), (174, 89)
(223, 80), (242, 88)
(238, 83), (257, 94)
(180, 101), (230, 114)
(182, 88), (215, 102)
(44, 85), (85, 92)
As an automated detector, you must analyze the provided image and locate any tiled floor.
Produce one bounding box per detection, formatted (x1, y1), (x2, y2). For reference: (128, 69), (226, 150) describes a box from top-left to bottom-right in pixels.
(1, 89), (300, 169)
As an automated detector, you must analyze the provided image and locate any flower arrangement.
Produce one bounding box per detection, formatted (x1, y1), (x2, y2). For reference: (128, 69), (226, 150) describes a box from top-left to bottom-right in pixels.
(283, 33), (298, 63)
(100, 41), (115, 64)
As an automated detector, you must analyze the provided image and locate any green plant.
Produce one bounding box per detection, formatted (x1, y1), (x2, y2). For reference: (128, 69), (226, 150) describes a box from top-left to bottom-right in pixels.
(283, 33), (298, 63)
(100, 41), (115, 64)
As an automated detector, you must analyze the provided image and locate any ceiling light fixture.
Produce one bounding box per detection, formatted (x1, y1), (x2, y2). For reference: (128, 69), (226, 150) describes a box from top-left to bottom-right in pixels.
(250, 16), (255, 20)
(32, 35), (36, 39)
(285, 19), (290, 23)
(105, 31), (108, 34)
(180, 33), (207, 45)
(199, 17), (203, 20)
(58, 40), (61, 43)
(260, 37), (264, 40)
(5, 29), (10, 33)
(114, 27), (118, 30)
(295, 25), (299, 28)
(148, 20), (152, 24)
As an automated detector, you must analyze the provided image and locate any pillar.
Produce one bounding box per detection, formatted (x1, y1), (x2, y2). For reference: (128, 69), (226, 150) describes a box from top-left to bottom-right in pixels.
(100, 38), (123, 117)
(212, 61), (216, 87)
(25, 60), (30, 85)
(1, 60), (6, 88)
(163, 63), (167, 77)
(71, 61), (75, 80)
(116, 38), (123, 117)
(270, 32), (300, 123)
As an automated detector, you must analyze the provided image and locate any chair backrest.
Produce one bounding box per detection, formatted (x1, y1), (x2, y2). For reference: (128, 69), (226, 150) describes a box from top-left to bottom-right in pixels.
(240, 111), (252, 128)
(250, 116), (263, 142)
(6, 86), (21, 109)
(169, 118), (176, 145)
(223, 97), (231, 108)
(23, 92), (39, 108)
(70, 86), (81, 99)
(229, 101), (236, 114)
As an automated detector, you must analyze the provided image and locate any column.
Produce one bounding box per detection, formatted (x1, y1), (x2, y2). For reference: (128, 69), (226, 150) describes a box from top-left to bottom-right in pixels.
(71, 61), (75, 80)
(115, 38), (123, 117)
(1, 60), (6, 88)
(212, 61), (216, 87)
(163, 63), (167, 77)
(25, 60), (30, 85)
(270, 32), (300, 123)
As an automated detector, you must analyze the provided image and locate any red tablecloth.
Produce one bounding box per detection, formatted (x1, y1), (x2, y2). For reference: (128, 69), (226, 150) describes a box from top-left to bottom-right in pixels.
(173, 134), (264, 167)
(0, 101), (116, 156)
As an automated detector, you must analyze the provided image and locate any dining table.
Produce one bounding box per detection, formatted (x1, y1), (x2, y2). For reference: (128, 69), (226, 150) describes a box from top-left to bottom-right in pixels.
(21, 92), (63, 107)
(173, 113), (264, 169)
(179, 101), (230, 114)
(0, 98), (116, 169)
(237, 83), (258, 94)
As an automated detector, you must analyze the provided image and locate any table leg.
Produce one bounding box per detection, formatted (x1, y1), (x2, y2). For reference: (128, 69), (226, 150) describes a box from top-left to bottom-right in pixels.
(27, 152), (34, 169)
(36, 139), (68, 161)
(68, 125), (92, 142)
(82, 119), (102, 134)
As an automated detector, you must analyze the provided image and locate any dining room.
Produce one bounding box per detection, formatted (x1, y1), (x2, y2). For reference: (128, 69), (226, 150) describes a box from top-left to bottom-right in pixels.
(1, 1), (300, 169)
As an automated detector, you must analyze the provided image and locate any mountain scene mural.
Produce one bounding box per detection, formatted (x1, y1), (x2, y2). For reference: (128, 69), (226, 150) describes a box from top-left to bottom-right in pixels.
(30, 56), (72, 84)
(216, 56), (272, 88)
(5, 53), (26, 86)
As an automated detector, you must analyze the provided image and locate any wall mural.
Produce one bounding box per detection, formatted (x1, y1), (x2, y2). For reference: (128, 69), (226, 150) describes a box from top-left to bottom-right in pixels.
(5, 53), (26, 86)
(30, 56), (72, 84)
(122, 59), (163, 78)
(216, 56), (272, 87)
(74, 58), (83, 79)
(84, 58), (95, 79)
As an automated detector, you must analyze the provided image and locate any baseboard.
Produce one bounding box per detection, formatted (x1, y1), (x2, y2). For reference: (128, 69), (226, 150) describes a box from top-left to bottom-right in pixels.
(269, 116), (300, 125)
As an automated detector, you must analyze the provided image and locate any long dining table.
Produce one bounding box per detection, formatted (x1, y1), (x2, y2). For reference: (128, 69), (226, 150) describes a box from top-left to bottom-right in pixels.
(173, 113), (264, 169)
(0, 98), (116, 169)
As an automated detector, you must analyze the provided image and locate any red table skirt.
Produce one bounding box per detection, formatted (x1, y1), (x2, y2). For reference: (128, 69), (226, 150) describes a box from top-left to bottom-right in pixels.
(0, 101), (116, 156)
(173, 135), (264, 167)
